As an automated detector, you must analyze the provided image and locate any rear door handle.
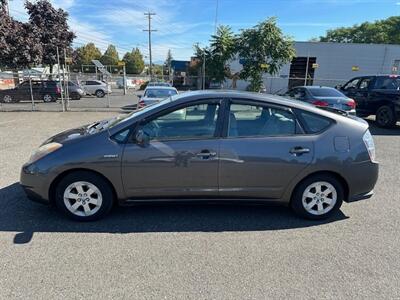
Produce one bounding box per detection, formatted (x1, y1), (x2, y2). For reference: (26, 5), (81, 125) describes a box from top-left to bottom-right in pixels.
(290, 147), (310, 156)
(196, 150), (217, 159)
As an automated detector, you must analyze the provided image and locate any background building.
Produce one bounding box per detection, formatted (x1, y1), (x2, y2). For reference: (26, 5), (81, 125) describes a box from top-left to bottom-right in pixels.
(227, 41), (400, 93)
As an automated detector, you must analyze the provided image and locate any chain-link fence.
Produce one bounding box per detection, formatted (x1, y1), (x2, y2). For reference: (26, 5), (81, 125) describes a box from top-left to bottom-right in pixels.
(1, 67), (352, 112)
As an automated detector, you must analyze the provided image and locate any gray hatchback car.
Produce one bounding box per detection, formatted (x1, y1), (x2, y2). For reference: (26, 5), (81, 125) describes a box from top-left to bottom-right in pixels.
(20, 91), (379, 221)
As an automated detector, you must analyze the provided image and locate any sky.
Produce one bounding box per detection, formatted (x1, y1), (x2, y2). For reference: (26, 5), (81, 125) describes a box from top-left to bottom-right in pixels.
(7, 0), (400, 63)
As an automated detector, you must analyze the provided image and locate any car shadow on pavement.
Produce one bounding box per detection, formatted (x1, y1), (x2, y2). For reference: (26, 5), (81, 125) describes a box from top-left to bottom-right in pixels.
(0, 183), (348, 244)
(368, 121), (400, 136)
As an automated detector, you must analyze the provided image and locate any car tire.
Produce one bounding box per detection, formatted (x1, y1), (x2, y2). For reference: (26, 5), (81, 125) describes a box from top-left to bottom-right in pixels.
(43, 94), (54, 103)
(55, 171), (114, 221)
(95, 90), (105, 98)
(291, 174), (344, 220)
(70, 92), (81, 100)
(2, 94), (14, 103)
(375, 105), (397, 128)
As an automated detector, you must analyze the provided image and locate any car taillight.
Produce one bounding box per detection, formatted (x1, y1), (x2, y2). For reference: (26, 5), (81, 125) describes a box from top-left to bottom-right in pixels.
(363, 130), (376, 162)
(312, 100), (329, 107)
(138, 100), (145, 108)
(347, 98), (356, 109)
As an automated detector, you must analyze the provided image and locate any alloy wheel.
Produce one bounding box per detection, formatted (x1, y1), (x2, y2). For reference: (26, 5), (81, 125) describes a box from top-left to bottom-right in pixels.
(63, 181), (103, 217)
(43, 94), (53, 102)
(301, 181), (337, 216)
(3, 95), (12, 103)
(377, 107), (391, 126)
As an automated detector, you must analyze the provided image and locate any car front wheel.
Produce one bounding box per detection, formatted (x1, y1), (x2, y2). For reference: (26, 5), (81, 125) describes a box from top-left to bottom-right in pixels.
(291, 175), (343, 220)
(55, 171), (114, 221)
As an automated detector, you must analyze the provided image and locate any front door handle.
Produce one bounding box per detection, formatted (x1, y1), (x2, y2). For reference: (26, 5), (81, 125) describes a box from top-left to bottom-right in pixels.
(290, 146), (310, 156)
(196, 150), (217, 159)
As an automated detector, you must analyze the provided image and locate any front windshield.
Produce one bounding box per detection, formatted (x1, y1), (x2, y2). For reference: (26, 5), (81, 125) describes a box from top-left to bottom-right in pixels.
(144, 88), (177, 98)
(107, 94), (181, 129)
(308, 88), (344, 97)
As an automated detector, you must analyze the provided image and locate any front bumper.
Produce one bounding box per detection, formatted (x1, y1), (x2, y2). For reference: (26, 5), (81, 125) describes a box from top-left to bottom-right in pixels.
(345, 190), (374, 203)
(20, 163), (51, 205)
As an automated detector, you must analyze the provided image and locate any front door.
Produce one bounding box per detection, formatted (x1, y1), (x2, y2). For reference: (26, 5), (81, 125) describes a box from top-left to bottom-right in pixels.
(219, 101), (314, 199)
(122, 100), (222, 198)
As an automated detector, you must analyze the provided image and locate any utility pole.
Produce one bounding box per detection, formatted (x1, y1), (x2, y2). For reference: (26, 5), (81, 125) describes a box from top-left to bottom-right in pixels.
(202, 51), (206, 90)
(143, 12), (157, 80)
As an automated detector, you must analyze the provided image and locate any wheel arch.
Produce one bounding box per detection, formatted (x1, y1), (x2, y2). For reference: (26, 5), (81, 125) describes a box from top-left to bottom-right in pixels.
(48, 168), (118, 204)
(289, 170), (349, 204)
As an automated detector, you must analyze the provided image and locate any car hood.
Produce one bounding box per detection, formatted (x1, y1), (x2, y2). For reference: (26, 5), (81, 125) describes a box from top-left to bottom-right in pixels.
(41, 117), (118, 145)
(42, 126), (89, 145)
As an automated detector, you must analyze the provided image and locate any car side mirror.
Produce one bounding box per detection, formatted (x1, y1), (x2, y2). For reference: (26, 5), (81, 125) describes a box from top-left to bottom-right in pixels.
(135, 129), (150, 147)
(335, 84), (342, 90)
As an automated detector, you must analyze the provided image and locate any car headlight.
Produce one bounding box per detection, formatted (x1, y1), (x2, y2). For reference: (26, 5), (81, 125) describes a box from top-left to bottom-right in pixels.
(28, 142), (63, 164)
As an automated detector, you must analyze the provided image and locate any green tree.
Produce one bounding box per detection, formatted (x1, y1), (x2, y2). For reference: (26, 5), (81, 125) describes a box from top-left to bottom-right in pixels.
(25, 0), (75, 73)
(123, 48), (144, 74)
(74, 43), (102, 66)
(0, 12), (42, 70)
(164, 49), (173, 75)
(100, 44), (119, 67)
(237, 17), (295, 91)
(319, 16), (400, 44)
(193, 25), (236, 84)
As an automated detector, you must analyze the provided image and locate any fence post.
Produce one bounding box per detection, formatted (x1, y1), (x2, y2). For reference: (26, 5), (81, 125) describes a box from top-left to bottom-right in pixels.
(56, 47), (65, 112)
(106, 76), (110, 108)
(123, 65), (127, 95)
(28, 69), (35, 111)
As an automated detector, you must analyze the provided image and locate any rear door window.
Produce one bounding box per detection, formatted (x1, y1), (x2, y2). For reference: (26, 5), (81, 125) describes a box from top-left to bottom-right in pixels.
(373, 77), (400, 90)
(228, 103), (297, 137)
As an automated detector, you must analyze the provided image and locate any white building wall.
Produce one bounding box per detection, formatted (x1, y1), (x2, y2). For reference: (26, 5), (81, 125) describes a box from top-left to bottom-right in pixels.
(226, 41), (400, 94)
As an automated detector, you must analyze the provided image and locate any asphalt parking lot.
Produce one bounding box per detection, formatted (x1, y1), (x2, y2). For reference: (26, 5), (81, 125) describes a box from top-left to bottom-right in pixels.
(0, 112), (399, 299)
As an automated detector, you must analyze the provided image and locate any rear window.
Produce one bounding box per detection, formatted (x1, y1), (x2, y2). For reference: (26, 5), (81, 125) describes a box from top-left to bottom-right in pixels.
(298, 110), (332, 134)
(144, 88), (177, 98)
(374, 77), (400, 90)
(308, 88), (344, 97)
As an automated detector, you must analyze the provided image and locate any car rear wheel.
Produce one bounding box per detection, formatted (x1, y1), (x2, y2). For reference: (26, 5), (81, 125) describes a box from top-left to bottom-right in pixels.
(376, 105), (396, 128)
(55, 171), (114, 221)
(95, 90), (105, 98)
(70, 92), (81, 100)
(43, 94), (54, 103)
(291, 175), (343, 220)
(2, 95), (14, 103)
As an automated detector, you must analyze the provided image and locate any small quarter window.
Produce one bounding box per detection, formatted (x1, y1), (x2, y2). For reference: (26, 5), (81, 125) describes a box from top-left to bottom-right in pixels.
(298, 111), (332, 134)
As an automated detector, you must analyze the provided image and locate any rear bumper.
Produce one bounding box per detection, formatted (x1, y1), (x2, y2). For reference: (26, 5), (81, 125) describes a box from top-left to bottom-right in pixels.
(345, 161), (379, 202)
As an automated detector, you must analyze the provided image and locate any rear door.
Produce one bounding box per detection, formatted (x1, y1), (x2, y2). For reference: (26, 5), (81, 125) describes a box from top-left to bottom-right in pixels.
(121, 99), (223, 199)
(218, 99), (314, 199)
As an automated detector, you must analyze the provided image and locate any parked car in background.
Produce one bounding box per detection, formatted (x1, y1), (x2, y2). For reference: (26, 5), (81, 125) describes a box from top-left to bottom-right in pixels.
(116, 78), (137, 89)
(285, 86), (356, 114)
(67, 81), (85, 100)
(209, 81), (223, 89)
(138, 86), (178, 108)
(0, 80), (61, 103)
(337, 75), (400, 127)
(20, 91), (378, 221)
(147, 82), (172, 87)
(80, 80), (112, 98)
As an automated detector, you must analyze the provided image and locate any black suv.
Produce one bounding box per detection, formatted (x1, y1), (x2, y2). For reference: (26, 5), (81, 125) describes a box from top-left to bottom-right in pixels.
(0, 80), (61, 103)
(338, 75), (400, 127)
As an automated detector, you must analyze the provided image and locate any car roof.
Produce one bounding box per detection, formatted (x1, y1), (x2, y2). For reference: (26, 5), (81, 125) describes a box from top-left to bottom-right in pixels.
(294, 86), (336, 90)
(145, 86), (177, 90)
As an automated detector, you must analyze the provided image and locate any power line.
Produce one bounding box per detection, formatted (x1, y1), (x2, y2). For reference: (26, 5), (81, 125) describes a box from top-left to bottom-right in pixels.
(143, 12), (157, 79)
